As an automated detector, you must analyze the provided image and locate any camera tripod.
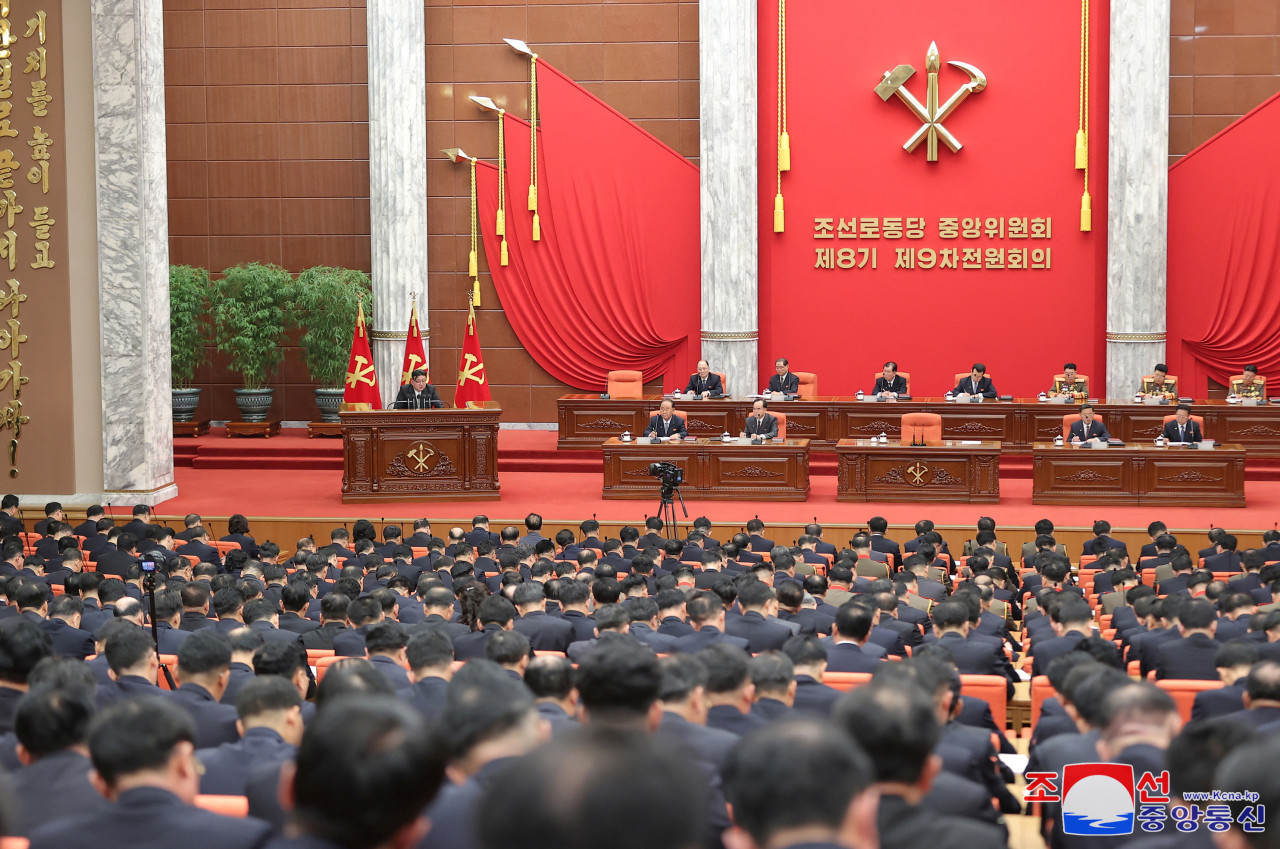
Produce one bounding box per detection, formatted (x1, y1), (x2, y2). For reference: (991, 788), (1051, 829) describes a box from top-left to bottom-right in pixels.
(654, 484), (688, 540)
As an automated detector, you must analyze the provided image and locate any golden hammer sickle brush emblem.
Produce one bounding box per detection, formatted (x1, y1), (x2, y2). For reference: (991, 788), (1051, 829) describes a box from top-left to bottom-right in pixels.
(875, 41), (987, 161)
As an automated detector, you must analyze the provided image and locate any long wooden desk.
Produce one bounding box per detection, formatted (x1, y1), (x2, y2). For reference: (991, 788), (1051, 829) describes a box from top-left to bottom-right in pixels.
(1031, 442), (1246, 506)
(557, 395), (1280, 458)
(833, 439), (1001, 502)
(340, 408), (501, 502)
(600, 437), (810, 501)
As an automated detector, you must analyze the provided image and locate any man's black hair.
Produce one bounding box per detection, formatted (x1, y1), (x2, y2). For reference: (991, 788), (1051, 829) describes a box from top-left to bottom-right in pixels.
(524, 655), (574, 700)
(364, 621), (409, 655)
(0, 617), (53, 684)
(833, 680), (937, 784)
(235, 674), (302, 721)
(406, 631), (454, 672)
(89, 696), (195, 785)
(574, 639), (661, 719)
(176, 628), (232, 676)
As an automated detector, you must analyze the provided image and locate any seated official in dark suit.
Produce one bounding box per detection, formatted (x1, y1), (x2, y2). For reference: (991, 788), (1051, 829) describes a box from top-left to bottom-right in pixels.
(644, 399), (687, 442)
(1161, 405), (1202, 443)
(766, 357), (800, 395)
(684, 360), (724, 398)
(196, 677), (303, 796)
(741, 399), (778, 440)
(1052, 362), (1089, 400)
(1068, 404), (1111, 443)
(25, 696), (273, 849)
(392, 368), (444, 409)
(953, 363), (997, 399)
(874, 360), (909, 398)
(1154, 599), (1221, 680)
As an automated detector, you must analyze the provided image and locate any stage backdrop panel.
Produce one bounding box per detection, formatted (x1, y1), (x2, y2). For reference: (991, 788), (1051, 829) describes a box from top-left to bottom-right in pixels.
(757, 0), (1109, 398)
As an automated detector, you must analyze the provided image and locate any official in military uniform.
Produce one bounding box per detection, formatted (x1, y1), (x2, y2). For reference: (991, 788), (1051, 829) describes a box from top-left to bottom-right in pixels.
(1231, 364), (1266, 399)
(874, 361), (908, 398)
(1140, 363), (1177, 400)
(1052, 362), (1088, 400)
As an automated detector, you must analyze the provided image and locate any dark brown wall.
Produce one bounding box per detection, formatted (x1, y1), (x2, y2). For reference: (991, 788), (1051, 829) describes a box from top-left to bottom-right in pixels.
(1170, 0), (1280, 163)
(164, 0), (695, 422)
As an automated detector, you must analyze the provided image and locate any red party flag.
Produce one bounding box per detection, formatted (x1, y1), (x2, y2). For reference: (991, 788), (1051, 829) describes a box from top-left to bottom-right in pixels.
(401, 299), (428, 385)
(343, 300), (382, 409)
(454, 302), (491, 408)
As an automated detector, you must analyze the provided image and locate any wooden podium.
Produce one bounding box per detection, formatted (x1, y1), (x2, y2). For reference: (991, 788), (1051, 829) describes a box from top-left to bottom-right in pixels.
(340, 407), (501, 502)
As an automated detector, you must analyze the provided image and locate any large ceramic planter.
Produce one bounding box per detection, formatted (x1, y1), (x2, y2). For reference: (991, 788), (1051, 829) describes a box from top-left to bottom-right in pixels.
(172, 388), (201, 422)
(314, 387), (345, 423)
(233, 387), (275, 423)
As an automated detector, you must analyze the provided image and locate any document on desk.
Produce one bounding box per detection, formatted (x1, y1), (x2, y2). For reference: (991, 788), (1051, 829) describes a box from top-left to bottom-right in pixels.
(959, 440), (983, 445)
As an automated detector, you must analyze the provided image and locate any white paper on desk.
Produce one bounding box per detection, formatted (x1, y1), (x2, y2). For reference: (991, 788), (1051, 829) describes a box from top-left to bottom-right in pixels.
(1000, 754), (1029, 776)
(959, 440), (982, 445)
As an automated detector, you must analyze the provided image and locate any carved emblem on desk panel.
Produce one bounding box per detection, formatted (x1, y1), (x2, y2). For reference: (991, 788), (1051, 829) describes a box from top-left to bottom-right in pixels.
(724, 465), (779, 479)
(948, 421), (1000, 435)
(932, 467), (961, 485)
(850, 420), (897, 435)
(1058, 469), (1118, 483)
(784, 420), (816, 433)
(875, 466), (906, 484)
(1235, 425), (1280, 437)
(581, 417), (630, 430)
(1159, 469), (1221, 484)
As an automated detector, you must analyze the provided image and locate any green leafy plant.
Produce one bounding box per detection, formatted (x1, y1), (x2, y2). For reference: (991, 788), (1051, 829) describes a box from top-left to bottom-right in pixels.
(169, 265), (210, 389)
(290, 267), (374, 388)
(210, 262), (292, 390)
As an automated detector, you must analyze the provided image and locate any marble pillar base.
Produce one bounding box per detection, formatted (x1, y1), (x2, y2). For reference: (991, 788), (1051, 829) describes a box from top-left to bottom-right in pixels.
(1106, 341), (1165, 404)
(702, 338), (758, 398)
(14, 487), (176, 509)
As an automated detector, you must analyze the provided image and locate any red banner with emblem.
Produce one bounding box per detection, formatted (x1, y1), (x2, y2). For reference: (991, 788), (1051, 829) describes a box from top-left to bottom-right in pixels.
(400, 299), (428, 385)
(343, 300), (382, 409)
(455, 303), (491, 408)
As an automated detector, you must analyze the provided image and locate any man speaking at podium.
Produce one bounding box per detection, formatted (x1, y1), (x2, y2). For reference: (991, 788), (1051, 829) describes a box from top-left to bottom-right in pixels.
(393, 368), (444, 409)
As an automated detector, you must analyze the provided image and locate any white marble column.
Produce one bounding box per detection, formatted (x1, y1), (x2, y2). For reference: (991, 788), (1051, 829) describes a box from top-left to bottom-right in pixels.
(91, 0), (175, 505)
(1105, 0), (1169, 401)
(699, 0), (758, 396)
(367, 0), (428, 406)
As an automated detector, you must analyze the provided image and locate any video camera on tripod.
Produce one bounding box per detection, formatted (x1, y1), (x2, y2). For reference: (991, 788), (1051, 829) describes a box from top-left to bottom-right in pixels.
(648, 461), (684, 498)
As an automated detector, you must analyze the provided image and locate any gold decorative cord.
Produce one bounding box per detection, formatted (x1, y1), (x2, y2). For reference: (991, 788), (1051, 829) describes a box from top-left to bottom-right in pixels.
(528, 54), (541, 241)
(1079, 0), (1092, 231)
(496, 109), (509, 265)
(469, 157), (481, 306)
(773, 0), (788, 233)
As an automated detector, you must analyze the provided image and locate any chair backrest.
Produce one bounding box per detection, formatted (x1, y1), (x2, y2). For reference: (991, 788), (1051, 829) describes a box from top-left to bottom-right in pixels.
(212, 540), (242, 555)
(0, 837), (30, 849)
(606, 370), (643, 397)
(900, 412), (942, 443)
(1029, 675), (1050, 728)
(315, 654), (357, 683)
(1062, 413), (1106, 440)
(194, 795), (249, 817)
(650, 410), (688, 430)
(871, 372), (910, 392)
(960, 674), (1008, 732)
(794, 372), (817, 396)
(823, 671), (872, 692)
(1155, 679), (1220, 724)
(714, 372), (728, 394)
(772, 411), (787, 440)
(157, 654), (179, 690)
(305, 648), (336, 664)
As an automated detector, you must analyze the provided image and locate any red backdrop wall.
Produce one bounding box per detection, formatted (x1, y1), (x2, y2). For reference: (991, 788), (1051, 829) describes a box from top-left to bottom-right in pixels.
(756, 1), (1110, 397)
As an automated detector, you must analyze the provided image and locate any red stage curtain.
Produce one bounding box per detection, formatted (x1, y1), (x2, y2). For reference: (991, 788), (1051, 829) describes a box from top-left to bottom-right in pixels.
(475, 64), (700, 392)
(1166, 93), (1280, 397)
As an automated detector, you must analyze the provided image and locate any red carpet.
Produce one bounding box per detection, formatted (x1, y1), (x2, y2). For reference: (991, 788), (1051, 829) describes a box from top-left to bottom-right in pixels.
(158, 463), (1280, 531)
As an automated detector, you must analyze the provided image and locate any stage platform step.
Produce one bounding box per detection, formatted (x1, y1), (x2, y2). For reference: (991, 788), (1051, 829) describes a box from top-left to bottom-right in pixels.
(172, 427), (1280, 481)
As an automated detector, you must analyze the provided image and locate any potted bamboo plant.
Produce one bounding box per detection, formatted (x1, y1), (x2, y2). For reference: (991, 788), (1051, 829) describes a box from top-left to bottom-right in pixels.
(210, 262), (291, 422)
(169, 265), (210, 422)
(291, 266), (373, 422)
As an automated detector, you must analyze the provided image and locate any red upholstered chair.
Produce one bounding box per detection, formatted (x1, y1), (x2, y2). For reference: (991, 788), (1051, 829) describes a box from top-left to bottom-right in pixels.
(960, 675), (1008, 732)
(870, 372), (910, 393)
(1161, 413), (1205, 438)
(606, 370), (643, 397)
(772, 411), (787, 440)
(1155, 679), (1219, 724)
(794, 372), (817, 396)
(1062, 413), (1106, 440)
(212, 540), (241, 557)
(714, 372), (728, 394)
(649, 410), (688, 436)
(195, 796), (249, 817)
(824, 671), (872, 692)
(900, 412), (942, 443)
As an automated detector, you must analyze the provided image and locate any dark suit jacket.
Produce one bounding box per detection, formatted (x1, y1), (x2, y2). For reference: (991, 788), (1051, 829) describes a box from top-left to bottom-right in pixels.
(400, 675), (449, 720)
(1204, 550), (1243, 572)
(750, 697), (795, 723)
(513, 610), (575, 651)
(792, 675), (842, 717)
(684, 372), (724, 395)
(767, 372), (800, 394)
(452, 623), (504, 660)
(644, 413), (687, 439)
(669, 626), (749, 654)
(1155, 632), (1221, 680)
(392, 383), (444, 409)
(176, 541), (222, 568)
(560, 610), (598, 643)
(220, 533), (259, 559)
(658, 711), (739, 769)
(725, 610), (793, 653)
(332, 624), (372, 657)
(197, 726), (296, 796)
(1191, 682), (1246, 721)
(279, 611), (320, 635)
(629, 622), (677, 652)
(743, 413), (779, 439)
(299, 621), (348, 650)
(1082, 534), (1129, 557)
(220, 662), (256, 706)
(26, 786), (271, 849)
(8, 749), (110, 836)
(953, 375), (997, 398)
(369, 654), (412, 689)
(874, 374), (909, 395)
(1161, 418), (1203, 443)
(95, 548), (140, 577)
(1030, 630), (1088, 678)
(408, 614), (471, 643)
(705, 703), (766, 737)
(170, 684), (241, 749)
(1068, 419), (1112, 441)
(39, 618), (95, 659)
(825, 641), (882, 672)
(876, 793), (1006, 849)
(937, 632), (1016, 697)
(249, 620), (303, 646)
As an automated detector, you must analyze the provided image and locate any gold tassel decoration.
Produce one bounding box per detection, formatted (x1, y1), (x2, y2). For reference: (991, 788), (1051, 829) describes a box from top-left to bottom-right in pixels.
(1080, 190), (1092, 232)
(1074, 129), (1087, 170)
(496, 110), (507, 236)
(777, 0), (790, 172)
(532, 212), (541, 242)
(1079, 0), (1091, 230)
(773, 192), (785, 233)
(500, 239), (509, 265)
(468, 157), (481, 305)
(528, 55), (539, 214)
(472, 279), (482, 306)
